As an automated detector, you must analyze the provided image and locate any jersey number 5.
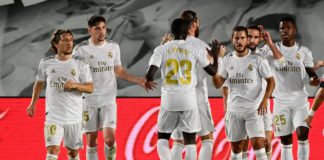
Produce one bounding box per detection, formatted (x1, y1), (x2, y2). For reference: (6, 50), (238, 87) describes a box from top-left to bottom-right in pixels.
(165, 59), (192, 85)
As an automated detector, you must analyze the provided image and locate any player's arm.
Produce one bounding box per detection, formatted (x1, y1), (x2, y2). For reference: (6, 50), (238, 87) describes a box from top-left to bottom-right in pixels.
(315, 60), (324, 70)
(64, 81), (93, 93)
(305, 86), (324, 127)
(258, 76), (275, 115)
(27, 80), (45, 117)
(114, 65), (145, 88)
(144, 65), (158, 91)
(221, 86), (229, 113)
(305, 67), (320, 86)
(262, 31), (284, 59)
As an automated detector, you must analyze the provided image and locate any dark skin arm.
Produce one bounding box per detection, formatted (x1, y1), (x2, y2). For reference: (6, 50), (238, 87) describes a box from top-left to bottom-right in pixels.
(305, 67), (320, 86)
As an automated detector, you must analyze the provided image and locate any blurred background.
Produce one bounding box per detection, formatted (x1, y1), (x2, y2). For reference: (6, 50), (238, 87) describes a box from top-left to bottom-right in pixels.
(0, 0), (323, 97)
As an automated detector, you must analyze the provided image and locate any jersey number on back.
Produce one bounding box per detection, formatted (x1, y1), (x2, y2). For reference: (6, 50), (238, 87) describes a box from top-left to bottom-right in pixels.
(165, 59), (192, 85)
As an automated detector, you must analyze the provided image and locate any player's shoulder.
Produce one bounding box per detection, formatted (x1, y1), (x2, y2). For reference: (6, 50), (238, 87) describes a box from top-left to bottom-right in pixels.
(107, 40), (119, 46)
(297, 43), (312, 53)
(72, 55), (88, 64)
(41, 55), (55, 62)
(187, 36), (208, 47)
(75, 40), (90, 50)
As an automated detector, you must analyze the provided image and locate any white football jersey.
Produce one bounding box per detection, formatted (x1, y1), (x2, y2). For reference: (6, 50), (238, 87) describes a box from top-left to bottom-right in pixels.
(73, 39), (121, 107)
(260, 42), (314, 103)
(149, 39), (210, 111)
(36, 56), (92, 124)
(186, 36), (210, 105)
(219, 50), (273, 112)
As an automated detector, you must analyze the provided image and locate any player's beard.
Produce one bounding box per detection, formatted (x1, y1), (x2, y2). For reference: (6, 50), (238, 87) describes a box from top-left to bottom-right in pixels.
(195, 26), (199, 37)
(249, 43), (256, 51)
(235, 44), (248, 53)
(63, 51), (72, 55)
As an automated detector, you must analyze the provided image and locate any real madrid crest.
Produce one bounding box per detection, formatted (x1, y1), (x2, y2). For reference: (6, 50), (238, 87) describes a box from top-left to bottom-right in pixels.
(108, 52), (113, 58)
(248, 64), (253, 71)
(71, 69), (76, 76)
(296, 52), (301, 60)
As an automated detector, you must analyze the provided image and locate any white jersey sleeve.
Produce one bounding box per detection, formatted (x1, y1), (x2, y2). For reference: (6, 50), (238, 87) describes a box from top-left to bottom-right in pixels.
(149, 46), (163, 68)
(258, 58), (273, 79)
(114, 44), (122, 66)
(79, 61), (92, 83)
(260, 44), (286, 67)
(36, 59), (46, 81)
(218, 55), (228, 78)
(303, 48), (314, 67)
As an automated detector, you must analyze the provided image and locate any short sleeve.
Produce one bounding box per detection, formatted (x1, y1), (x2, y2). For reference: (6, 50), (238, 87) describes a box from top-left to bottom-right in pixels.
(114, 44), (122, 66)
(303, 48), (314, 68)
(258, 58), (273, 79)
(149, 46), (163, 68)
(218, 57), (228, 78)
(36, 59), (46, 81)
(79, 62), (93, 83)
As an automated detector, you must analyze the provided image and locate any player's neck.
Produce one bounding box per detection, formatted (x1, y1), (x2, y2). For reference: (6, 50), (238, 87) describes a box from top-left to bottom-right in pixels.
(56, 53), (71, 61)
(91, 38), (105, 46)
(235, 49), (249, 57)
(282, 40), (295, 47)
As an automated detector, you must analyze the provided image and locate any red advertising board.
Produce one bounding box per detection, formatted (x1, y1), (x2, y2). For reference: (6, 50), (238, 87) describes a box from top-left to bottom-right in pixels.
(0, 98), (323, 160)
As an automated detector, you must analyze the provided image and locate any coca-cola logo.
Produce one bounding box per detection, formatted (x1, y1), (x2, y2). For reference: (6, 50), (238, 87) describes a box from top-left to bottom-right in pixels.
(125, 106), (281, 159)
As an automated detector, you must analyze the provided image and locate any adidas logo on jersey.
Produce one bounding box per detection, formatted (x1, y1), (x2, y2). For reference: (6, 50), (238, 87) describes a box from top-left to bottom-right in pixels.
(108, 52), (113, 58)
(51, 69), (56, 73)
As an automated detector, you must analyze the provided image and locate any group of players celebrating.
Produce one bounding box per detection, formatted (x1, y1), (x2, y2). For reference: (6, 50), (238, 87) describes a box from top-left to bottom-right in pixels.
(26, 9), (323, 160)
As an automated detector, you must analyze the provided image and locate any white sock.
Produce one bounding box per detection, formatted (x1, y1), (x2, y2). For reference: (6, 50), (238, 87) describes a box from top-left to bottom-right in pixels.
(266, 149), (272, 160)
(298, 140), (309, 160)
(185, 144), (197, 160)
(68, 154), (80, 160)
(157, 139), (171, 160)
(104, 143), (116, 160)
(281, 144), (293, 160)
(255, 148), (267, 160)
(46, 154), (58, 160)
(199, 140), (213, 160)
(171, 142), (184, 160)
(86, 146), (98, 160)
(231, 151), (242, 160)
(242, 151), (248, 160)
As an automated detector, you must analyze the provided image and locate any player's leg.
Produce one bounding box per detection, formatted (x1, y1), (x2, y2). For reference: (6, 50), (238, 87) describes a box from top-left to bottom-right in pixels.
(273, 100), (294, 160)
(246, 112), (267, 160)
(170, 128), (184, 160)
(263, 106), (273, 160)
(225, 112), (246, 159)
(44, 122), (63, 160)
(241, 138), (249, 160)
(197, 102), (215, 160)
(64, 122), (83, 160)
(83, 105), (100, 160)
(180, 106), (201, 160)
(102, 104), (117, 160)
(293, 102), (310, 160)
(157, 106), (178, 160)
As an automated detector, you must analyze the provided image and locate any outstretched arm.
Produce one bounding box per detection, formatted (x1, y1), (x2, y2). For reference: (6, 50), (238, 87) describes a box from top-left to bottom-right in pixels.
(144, 65), (158, 91)
(305, 86), (324, 127)
(26, 81), (45, 117)
(115, 65), (145, 88)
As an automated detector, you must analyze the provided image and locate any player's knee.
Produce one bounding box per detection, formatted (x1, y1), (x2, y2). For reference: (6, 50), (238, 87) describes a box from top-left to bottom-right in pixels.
(200, 133), (213, 141)
(265, 140), (271, 151)
(296, 126), (309, 141)
(280, 134), (293, 145)
(67, 149), (79, 158)
(231, 141), (243, 153)
(104, 136), (116, 147)
(250, 137), (265, 150)
(183, 132), (196, 145)
(47, 146), (60, 155)
(86, 132), (98, 147)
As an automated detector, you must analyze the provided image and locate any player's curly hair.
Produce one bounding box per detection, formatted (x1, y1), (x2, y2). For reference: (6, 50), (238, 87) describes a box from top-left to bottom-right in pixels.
(171, 18), (189, 40)
(50, 29), (73, 54)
